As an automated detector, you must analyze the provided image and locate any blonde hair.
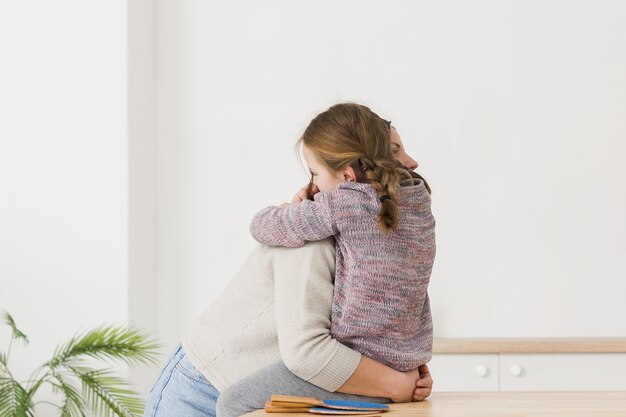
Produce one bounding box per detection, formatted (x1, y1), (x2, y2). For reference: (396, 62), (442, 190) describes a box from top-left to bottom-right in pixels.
(300, 103), (414, 232)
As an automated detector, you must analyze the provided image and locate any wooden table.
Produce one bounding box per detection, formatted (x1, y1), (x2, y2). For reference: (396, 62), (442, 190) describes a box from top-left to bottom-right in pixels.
(243, 392), (626, 417)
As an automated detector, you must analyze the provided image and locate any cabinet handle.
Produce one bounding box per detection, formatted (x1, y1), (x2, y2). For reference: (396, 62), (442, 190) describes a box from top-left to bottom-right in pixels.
(509, 364), (523, 377)
(474, 365), (488, 377)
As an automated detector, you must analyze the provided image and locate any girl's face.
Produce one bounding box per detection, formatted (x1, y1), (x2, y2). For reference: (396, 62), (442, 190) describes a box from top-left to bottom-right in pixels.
(302, 145), (346, 192)
(390, 127), (418, 170)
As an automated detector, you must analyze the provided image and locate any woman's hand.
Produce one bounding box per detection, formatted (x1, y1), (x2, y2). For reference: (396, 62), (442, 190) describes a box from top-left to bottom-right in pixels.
(336, 356), (433, 403)
(390, 367), (421, 403)
(413, 364), (433, 401)
(390, 364), (433, 403)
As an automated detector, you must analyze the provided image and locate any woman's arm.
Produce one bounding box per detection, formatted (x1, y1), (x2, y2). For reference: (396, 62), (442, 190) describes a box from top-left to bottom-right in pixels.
(216, 240), (432, 417)
(272, 239), (430, 401)
(216, 360), (390, 417)
(337, 355), (424, 403)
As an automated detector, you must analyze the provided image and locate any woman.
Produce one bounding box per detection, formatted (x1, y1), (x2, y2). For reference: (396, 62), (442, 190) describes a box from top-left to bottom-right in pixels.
(217, 102), (436, 417)
(143, 114), (433, 417)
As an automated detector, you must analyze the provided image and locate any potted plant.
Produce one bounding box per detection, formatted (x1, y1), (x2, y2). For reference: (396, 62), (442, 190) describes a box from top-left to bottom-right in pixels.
(0, 311), (160, 417)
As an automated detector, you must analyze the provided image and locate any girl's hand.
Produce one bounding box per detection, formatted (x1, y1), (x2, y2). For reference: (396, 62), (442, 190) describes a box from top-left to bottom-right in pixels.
(413, 364), (433, 401)
(291, 183), (319, 204)
(291, 186), (308, 204)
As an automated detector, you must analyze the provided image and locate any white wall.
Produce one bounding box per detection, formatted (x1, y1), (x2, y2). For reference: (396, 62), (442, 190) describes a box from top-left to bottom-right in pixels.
(3, 1), (626, 410)
(0, 1), (129, 415)
(155, 0), (626, 353)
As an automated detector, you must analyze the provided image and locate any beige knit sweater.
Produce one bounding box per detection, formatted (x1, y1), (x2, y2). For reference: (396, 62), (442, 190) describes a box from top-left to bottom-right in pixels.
(182, 239), (362, 392)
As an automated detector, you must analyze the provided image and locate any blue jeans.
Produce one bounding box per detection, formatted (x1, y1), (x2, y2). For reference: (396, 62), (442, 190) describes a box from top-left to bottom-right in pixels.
(144, 344), (220, 417)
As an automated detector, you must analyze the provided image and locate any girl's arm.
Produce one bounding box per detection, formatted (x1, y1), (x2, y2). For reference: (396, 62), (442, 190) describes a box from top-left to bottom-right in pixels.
(250, 194), (335, 248)
(272, 239), (422, 401)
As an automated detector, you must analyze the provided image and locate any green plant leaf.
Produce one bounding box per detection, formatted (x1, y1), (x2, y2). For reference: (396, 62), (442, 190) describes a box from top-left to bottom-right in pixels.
(1, 311), (29, 345)
(0, 378), (35, 417)
(1, 318), (158, 417)
(49, 369), (86, 417)
(0, 352), (9, 377)
(70, 367), (144, 417)
(48, 325), (160, 369)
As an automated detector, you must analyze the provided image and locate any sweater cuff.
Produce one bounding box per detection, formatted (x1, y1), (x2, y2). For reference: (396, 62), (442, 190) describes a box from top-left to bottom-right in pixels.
(307, 345), (362, 392)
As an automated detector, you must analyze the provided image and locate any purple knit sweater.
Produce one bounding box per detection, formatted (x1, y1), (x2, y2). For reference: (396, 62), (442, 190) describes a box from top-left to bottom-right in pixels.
(250, 178), (436, 371)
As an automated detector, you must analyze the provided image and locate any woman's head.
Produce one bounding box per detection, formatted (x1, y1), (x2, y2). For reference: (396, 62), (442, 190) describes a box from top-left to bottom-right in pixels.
(388, 124), (431, 195)
(390, 126), (418, 171)
(299, 103), (413, 232)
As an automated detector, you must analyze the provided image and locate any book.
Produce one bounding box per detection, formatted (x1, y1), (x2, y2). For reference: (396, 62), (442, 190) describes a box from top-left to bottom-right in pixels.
(264, 395), (389, 415)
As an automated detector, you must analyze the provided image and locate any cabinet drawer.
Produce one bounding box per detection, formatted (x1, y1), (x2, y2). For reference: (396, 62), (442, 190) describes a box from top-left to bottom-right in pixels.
(429, 354), (499, 392)
(499, 353), (626, 391)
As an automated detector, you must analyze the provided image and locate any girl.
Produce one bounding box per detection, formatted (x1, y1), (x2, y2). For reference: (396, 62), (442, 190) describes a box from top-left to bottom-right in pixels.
(251, 102), (435, 371)
(216, 103), (435, 416)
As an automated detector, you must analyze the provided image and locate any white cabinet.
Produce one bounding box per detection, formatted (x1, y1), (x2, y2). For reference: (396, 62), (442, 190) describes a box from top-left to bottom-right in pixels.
(499, 353), (626, 391)
(430, 353), (626, 392)
(428, 354), (499, 391)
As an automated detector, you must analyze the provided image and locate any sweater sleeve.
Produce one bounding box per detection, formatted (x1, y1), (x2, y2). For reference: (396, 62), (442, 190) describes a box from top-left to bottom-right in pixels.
(273, 239), (362, 391)
(250, 194), (335, 248)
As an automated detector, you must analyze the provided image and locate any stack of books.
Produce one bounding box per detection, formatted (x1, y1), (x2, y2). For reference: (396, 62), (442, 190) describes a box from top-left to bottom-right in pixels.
(264, 395), (390, 415)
